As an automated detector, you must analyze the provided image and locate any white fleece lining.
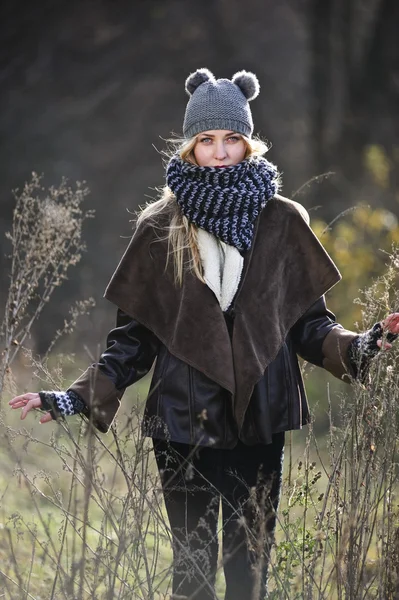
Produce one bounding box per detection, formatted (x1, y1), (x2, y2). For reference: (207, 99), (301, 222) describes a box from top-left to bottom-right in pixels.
(197, 228), (244, 311)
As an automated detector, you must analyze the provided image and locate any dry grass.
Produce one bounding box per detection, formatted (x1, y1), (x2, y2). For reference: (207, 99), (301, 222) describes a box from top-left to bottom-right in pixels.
(2, 174), (399, 599)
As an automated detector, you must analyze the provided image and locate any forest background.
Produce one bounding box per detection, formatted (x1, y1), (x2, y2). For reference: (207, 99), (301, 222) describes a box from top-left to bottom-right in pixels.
(1, 0), (398, 382)
(0, 1), (398, 598)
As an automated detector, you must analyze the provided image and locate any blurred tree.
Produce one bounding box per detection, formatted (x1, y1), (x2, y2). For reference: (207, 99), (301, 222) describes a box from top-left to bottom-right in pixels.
(309, 0), (398, 217)
(0, 0), (397, 348)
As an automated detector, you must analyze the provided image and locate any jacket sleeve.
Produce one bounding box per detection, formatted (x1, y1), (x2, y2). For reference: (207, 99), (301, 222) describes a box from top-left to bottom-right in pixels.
(290, 297), (357, 380)
(68, 309), (160, 432)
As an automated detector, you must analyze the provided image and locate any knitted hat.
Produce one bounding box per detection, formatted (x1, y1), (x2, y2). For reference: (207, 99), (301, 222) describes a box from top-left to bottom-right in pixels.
(183, 68), (260, 139)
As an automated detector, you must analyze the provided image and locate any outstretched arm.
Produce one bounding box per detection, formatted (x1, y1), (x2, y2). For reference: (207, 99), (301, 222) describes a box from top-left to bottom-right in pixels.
(291, 298), (399, 381)
(9, 310), (159, 430)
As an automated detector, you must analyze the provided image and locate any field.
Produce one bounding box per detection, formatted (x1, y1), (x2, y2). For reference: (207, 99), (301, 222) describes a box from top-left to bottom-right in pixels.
(2, 177), (399, 599)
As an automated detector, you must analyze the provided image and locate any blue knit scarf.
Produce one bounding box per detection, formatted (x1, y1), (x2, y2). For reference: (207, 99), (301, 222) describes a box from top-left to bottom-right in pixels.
(166, 155), (280, 251)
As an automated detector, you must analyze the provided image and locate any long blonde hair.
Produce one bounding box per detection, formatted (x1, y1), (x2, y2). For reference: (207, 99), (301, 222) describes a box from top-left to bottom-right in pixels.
(136, 134), (270, 285)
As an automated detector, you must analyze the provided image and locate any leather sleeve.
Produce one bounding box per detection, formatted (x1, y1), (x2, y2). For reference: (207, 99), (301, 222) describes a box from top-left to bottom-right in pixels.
(290, 297), (357, 380)
(97, 309), (160, 389)
(68, 310), (160, 432)
(290, 297), (340, 367)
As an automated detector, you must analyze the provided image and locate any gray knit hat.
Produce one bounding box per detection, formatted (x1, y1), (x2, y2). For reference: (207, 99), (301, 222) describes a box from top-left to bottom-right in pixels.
(183, 68), (260, 139)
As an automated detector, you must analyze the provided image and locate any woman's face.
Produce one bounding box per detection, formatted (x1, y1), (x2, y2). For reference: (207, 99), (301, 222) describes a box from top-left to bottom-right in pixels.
(193, 130), (247, 167)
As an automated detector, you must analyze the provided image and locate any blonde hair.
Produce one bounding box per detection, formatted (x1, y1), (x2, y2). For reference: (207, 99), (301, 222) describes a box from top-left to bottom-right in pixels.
(136, 134), (270, 285)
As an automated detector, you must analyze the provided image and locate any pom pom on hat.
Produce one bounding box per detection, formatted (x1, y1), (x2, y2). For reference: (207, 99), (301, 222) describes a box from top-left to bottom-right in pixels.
(185, 68), (216, 96)
(232, 70), (260, 101)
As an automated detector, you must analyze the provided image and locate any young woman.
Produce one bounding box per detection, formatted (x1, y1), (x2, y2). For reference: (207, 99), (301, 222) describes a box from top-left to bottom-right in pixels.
(9, 68), (399, 600)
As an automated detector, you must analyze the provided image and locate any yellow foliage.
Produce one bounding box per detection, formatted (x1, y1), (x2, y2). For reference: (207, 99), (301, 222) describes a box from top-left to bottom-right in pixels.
(364, 144), (390, 189)
(312, 206), (399, 329)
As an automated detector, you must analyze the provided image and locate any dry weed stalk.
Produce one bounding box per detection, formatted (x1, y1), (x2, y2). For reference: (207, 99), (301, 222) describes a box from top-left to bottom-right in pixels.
(0, 172), (93, 398)
(267, 249), (399, 599)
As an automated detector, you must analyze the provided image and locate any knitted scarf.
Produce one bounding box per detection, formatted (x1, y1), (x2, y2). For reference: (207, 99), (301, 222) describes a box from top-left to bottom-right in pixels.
(166, 155), (280, 251)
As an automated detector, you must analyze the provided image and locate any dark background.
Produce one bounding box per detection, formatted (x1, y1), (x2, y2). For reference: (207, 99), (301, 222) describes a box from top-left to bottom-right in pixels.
(1, 0), (398, 350)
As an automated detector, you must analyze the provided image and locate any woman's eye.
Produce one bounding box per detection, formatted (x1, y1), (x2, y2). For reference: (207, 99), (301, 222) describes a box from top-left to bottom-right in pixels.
(227, 136), (241, 143)
(199, 137), (212, 143)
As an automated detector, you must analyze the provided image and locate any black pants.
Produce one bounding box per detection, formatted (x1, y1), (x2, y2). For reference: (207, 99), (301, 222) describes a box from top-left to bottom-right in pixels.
(153, 435), (284, 600)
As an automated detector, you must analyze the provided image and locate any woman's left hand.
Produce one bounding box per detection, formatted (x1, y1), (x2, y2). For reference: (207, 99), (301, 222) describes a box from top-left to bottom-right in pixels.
(377, 313), (399, 349)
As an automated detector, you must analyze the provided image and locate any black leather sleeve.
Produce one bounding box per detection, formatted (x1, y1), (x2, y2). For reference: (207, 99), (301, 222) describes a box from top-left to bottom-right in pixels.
(290, 296), (341, 367)
(96, 309), (160, 390)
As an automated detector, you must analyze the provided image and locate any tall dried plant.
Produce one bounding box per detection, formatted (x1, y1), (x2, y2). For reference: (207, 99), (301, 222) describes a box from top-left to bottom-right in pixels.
(0, 172), (94, 399)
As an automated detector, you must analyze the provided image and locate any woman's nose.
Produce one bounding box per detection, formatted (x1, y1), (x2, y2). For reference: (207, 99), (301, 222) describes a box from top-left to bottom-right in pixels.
(214, 142), (227, 160)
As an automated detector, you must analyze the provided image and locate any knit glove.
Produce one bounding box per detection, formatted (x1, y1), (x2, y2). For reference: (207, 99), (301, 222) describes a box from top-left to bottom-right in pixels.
(348, 322), (397, 381)
(39, 389), (88, 420)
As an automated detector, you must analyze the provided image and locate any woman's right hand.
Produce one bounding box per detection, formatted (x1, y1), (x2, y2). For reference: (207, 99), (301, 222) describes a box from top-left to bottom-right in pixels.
(8, 393), (53, 424)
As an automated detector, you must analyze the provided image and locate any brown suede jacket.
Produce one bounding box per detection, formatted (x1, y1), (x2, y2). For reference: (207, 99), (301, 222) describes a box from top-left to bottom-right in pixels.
(69, 195), (357, 443)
